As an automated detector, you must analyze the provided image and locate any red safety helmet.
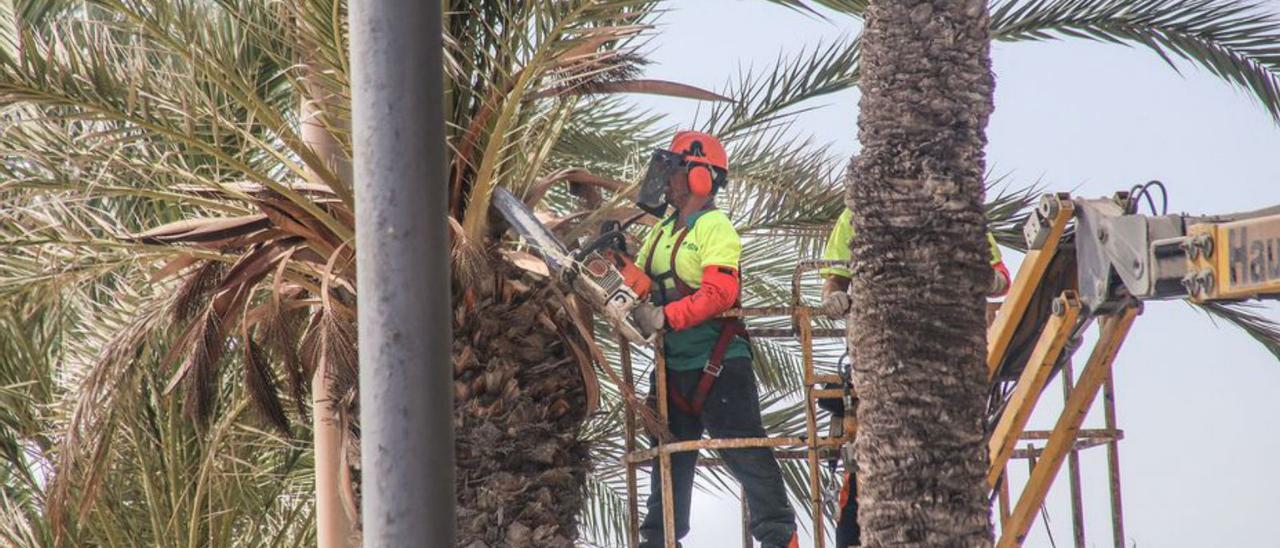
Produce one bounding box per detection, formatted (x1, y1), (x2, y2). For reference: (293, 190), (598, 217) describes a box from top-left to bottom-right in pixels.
(668, 131), (728, 197)
(636, 130), (731, 217)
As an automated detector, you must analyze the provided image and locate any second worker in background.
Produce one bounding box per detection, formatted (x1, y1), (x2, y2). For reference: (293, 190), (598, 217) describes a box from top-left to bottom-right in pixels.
(818, 206), (1012, 547)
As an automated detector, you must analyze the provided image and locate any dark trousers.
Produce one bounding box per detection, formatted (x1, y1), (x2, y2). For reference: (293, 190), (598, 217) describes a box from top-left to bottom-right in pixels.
(835, 470), (861, 547)
(639, 357), (796, 547)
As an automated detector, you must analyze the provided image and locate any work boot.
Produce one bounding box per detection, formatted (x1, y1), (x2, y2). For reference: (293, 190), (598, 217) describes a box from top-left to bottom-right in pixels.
(761, 532), (799, 548)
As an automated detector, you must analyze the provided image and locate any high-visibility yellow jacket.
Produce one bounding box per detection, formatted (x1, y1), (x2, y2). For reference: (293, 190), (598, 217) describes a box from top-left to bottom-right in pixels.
(821, 207), (1006, 282)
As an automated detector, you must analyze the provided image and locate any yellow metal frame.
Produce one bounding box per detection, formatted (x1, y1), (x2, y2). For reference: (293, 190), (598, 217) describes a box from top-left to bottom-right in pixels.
(985, 192), (1137, 547)
(997, 305), (1139, 547)
(988, 194), (1075, 379)
(1186, 213), (1280, 302)
(987, 292), (1082, 488)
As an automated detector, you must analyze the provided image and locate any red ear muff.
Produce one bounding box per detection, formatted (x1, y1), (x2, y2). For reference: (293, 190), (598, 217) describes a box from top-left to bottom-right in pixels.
(688, 165), (713, 197)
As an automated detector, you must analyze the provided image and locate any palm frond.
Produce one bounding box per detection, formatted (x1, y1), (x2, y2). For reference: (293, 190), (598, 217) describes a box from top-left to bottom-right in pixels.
(0, 2), (349, 239)
(452, 1), (661, 244)
(985, 173), (1045, 252)
(992, 0), (1280, 123)
(550, 97), (668, 179)
(727, 131), (848, 235)
(700, 37), (861, 143)
(0, 2), (343, 542)
(580, 463), (634, 548)
(1193, 301), (1280, 360)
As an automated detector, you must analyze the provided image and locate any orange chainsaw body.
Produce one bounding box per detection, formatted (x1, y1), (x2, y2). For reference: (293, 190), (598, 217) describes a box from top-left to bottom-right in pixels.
(608, 250), (652, 301)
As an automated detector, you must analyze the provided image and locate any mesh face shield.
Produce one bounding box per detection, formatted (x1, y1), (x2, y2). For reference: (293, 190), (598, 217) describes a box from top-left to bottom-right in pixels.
(636, 148), (686, 218)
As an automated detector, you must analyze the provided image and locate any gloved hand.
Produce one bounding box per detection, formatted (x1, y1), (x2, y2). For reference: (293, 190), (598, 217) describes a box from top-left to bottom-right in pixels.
(631, 302), (667, 337)
(821, 290), (851, 320)
(840, 442), (857, 475)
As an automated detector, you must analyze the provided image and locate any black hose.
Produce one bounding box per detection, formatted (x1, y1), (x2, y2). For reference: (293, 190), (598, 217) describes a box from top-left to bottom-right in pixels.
(1147, 180), (1169, 214)
(1128, 180), (1169, 215)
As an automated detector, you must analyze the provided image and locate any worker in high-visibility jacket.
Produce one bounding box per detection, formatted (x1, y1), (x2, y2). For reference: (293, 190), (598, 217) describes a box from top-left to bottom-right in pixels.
(630, 131), (798, 548)
(818, 207), (1011, 547)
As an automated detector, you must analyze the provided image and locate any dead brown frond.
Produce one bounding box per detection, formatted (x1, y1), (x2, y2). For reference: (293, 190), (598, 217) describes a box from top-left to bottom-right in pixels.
(316, 240), (359, 411)
(317, 305), (358, 417)
(133, 215), (271, 245)
(170, 260), (228, 326)
(523, 168), (629, 209)
(214, 240), (305, 296)
(150, 254), (200, 282)
(165, 240), (303, 428)
(242, 325), (291, 435)
(549, 286), (671, 443)
(169, 181), (338, 198)
(452, 238), (494, 296)
(257, 197), (339, 257)
(559, 335), (601, 414)
(48, 299), (168, 539)
(536, 78), (734, 103)
(258, 295), (313, 421)
(182, 305), (228, 429)
(258, 191), (346, 250)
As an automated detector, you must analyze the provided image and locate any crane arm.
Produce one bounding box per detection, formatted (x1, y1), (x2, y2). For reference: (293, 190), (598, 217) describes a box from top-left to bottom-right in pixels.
(1070, 192), (1280, 312)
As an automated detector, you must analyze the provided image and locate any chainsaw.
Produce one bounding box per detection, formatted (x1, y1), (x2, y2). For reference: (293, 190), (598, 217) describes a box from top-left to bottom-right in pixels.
(493, 188), (654, 345)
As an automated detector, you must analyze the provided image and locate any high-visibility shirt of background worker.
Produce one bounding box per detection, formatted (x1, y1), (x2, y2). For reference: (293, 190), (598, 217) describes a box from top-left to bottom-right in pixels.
(820, 207), (1012, 295)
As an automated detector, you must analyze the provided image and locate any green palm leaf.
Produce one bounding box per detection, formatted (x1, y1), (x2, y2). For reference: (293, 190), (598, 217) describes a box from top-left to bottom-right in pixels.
(992, 0), (1280, 122)
(1193, 300), (1280, 360)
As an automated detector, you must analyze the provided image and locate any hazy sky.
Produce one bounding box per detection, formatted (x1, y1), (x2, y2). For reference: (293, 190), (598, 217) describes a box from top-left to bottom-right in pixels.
(627, 2), (1280, 546)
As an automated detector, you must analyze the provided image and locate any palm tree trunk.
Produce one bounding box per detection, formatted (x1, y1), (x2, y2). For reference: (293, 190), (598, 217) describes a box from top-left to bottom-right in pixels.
(846, 0), (996, 545)
(311, 370), (355, 547)
(451, 270), (595, 548)
(302, 80), (355, 548)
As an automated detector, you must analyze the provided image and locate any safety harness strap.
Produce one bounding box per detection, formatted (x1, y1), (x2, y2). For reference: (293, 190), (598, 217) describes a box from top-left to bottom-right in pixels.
(643, 213), (749, 416)
(668, 319), (747, 415)
(642, 227), (692, 306)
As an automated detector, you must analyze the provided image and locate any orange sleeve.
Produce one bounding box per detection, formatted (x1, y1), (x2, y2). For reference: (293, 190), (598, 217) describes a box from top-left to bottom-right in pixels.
(990, 261), (1011, 297)
(663, 266), (739, 331)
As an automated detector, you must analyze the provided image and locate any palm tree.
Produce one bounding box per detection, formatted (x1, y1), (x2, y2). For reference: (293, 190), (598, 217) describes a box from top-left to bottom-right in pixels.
(0, 1), (343, 545)
(768, 0), (1280, 545)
